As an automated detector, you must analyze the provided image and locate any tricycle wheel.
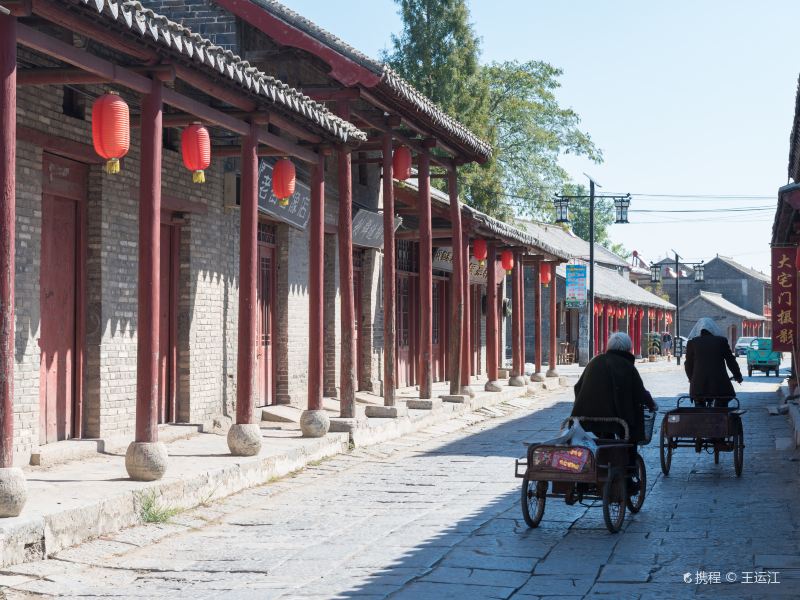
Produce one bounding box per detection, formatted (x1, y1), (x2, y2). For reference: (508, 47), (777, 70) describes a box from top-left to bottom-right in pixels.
(659, 420), (672, 475)
(602, 468), (627, 533)
(733, 419), (744, 477)
(626, 453), (646, 514)
(521, 476), (547, 528)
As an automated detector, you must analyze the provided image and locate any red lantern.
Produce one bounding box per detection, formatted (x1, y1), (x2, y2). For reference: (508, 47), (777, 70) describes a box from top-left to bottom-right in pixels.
(540, 264), (552, 287)
(473, 239), (487, 267)
(272, 158), (296, 207)
(501, 250), (514, 272)
(181, 123), (211, 183)
(91, 92), (130, 174)
(392, 145), (412, 181)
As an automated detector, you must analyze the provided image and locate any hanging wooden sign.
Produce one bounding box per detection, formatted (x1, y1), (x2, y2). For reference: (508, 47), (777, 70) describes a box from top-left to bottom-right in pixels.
(771, 246), (796, 351)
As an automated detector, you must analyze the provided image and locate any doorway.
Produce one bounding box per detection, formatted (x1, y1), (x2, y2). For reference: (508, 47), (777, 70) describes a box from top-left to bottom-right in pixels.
(257, 223), (277, 405)
(158, 220), (180, 423)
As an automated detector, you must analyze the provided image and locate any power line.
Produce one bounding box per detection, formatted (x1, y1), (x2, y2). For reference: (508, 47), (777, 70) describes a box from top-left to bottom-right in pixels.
(630, 206), (773, 214)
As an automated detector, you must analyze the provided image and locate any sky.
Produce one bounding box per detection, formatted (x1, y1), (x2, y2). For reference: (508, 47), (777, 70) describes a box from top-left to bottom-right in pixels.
(286, 0), (800, 273)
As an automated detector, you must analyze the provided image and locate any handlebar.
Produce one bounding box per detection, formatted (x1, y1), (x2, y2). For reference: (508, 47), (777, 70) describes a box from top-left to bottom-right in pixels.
(676, 394), (740, 409)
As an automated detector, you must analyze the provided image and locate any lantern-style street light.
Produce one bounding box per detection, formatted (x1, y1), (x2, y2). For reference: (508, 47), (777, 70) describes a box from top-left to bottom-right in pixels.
(553, 179), (631, 361)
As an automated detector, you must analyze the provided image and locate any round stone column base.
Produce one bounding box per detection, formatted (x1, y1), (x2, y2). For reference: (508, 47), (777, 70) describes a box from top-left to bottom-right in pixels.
(300, 410), (330, 438)
(530, 372), (546, 382)
(509, 375), (527, 387)
(125, 441), (168, 481)
(227, 423), (263, 456)
(485, 380), (503, 392)
(461, 385), (476, 398)
(0, 468), (27, 517)
(546, 369), (559, 378)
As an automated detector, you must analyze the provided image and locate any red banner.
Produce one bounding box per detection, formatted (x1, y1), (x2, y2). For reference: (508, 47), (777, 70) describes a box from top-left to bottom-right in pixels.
(771, 247), (796, 351)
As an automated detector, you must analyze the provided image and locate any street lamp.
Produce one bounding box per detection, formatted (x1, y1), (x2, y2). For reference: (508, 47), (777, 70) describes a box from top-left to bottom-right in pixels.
(650, 264), (662, 283)
(553, 180), (631, 361)
(694, 261), (705, 282)
(668, 252), (705, 365)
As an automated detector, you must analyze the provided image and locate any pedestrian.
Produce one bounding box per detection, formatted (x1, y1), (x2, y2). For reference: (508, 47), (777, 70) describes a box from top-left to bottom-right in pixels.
(684, 317), (743, 407)
(571, 332), (658, 444)
(662, 331), (673, 358)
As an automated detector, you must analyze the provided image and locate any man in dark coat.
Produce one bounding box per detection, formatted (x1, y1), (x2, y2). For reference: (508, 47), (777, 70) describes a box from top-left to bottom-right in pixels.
(684, 317), (742, 407)
(571, 332), (657, 443)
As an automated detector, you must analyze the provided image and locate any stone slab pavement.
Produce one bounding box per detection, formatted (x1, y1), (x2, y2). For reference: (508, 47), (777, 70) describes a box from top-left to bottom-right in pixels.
(1, 360), (798, 599)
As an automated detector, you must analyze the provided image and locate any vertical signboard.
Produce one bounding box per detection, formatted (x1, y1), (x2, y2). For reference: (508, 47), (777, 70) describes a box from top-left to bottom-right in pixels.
(565, 264), (587, 309)
(771, 247), (796, 351)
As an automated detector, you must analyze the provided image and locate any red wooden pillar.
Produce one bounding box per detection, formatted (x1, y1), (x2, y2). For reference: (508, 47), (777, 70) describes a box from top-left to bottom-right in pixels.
(301, 153), (329, 436)
(126, 78), (168, 481)
(509, 254), (524, 384)
(381, 134), (396, 406)
(460, 231), (471, 392)
(485, 243), (499, 387)
(227, 121), (262, 456)
(518, 255), (526, 373)
(337, 102), (356, 418)
(546, 263), (559, 377)
(532, 260), (543, 381)
(447, 168), (463, 395)
(604, 305), (610, 351)
(418, 151), (432, 399)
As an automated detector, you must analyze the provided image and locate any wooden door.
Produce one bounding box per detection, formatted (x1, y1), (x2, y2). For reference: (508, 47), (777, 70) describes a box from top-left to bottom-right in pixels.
(257, 244), (276, 405)
(471, 285), (482, 376)
(396, 274), (413, 388)
(431, 281), (442, 381)
(158, 222), (179, 423)
(40, 154), (86, 444)
(353, 250), (364, 390)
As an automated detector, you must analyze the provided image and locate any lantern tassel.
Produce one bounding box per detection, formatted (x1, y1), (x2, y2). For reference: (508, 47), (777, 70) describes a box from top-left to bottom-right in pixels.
(278, 197), (289, 207)
(193, 170), (205, 184)
(105, 158), (120, 175)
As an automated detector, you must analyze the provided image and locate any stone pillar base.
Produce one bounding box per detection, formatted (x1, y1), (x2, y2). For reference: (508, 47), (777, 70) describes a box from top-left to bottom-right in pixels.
(485, 380), (503, 392)
(125, 441), (168, 481)
(407, 398), (442, 410)
(530, 372), (546, 382)
(497, 368), (510, 379)
(300, 410), (330, 437)
(227, 423), (262, 456)
(441, 394), (468, 403)
(364, 405), (408, 418)
(546, 369), (559, 378)
(461, 385), (476, 398)
(0, 468), (27, 517)
(509, 375), (526, 387)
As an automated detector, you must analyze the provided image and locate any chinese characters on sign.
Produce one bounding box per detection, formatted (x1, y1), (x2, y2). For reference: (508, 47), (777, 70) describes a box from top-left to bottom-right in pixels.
(771, 247), (796, 351)
(565, 264), (587, 309)
(431, 247), (490, 284)
(257, 159), (311, 230)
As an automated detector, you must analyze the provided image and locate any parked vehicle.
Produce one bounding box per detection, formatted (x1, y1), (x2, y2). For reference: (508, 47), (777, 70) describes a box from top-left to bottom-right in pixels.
(734, 336), (756, 357)
(745, 338), (781, 377)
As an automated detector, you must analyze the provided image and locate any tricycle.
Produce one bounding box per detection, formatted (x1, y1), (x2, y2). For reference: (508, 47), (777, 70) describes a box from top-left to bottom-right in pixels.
(660, 395), (746, 477)
(515, 412), (654, 534)
(746, 337), (781, 377)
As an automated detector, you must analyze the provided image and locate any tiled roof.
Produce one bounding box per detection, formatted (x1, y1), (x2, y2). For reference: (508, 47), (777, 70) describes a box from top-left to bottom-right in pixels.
(711, 255), (771, 284)
(246, 0), (492, 161)
(556, 264), (675, 309)
(682, 291), (765, 321)
(517, 221), (629, 269)
(71, 0), (367, 144)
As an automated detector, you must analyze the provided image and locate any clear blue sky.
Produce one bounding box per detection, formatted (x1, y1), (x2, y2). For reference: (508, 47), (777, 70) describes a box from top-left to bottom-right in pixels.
(287, 0), (800, 273)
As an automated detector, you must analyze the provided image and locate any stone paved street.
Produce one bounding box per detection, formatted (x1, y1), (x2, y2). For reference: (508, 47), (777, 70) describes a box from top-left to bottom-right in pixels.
(1, 363), (798, 599)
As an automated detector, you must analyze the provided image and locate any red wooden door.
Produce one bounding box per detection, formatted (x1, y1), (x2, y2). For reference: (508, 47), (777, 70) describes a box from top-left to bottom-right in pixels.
(257, 244), (276, 405)
(471, 284), (482, 376)
(353, 262), (363, 390)
(157, 223), (179, 423)
(396, 274), (413, 388)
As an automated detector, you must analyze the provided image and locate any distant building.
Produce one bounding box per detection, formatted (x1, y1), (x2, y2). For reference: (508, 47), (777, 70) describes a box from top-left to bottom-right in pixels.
(680, 291), (766, 348)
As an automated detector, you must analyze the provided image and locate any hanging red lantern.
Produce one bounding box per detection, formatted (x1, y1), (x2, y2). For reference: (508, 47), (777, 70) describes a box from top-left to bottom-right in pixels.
(473, 239), (487, 267)
(272, 158), (296, 207)
(181, 123), (211, 183)
(500, 250), (514, 272)
(91, 91), (130, 174)
(392, 145), (412, 181)
(540, 264), (552, 287)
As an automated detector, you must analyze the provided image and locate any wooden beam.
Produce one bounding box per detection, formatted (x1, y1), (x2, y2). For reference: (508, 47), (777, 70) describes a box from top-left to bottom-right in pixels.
(17, 65), (175, 86)
(17, 125), (102, 164)
(303, 87), (360, 101)
(213, 145), (283, 157)
(396, 228), (453, 240)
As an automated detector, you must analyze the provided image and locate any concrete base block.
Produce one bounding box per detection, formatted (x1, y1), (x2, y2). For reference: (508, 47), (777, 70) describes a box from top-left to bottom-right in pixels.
(227, 423), (262, 457)
(0, 468), (27, 518)
(559, 376), (570, 387)
(543, 378), (560, 391)
(300, 410), (330, 437)
(530, 372), (546, 382)
(441, 394), (468, 403)
(328, 417), (368, 432)
(485, 380), (503, 392)
(364, 405), (408, 418)
(407, 398), (442, 410)
(125, 442), (168, 481)
(509, 375), (526, 387)
(461, 385), (476, 398)
(497, 369), (510, 378)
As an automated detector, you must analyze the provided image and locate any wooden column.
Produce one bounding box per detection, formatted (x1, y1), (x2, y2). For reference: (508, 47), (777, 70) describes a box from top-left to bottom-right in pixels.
(485, 243), (499, 386)
(546, 263), (559, 377)
(518, 254), (526, 372)
(532, 260), (542, 380)
(417, 151), (432, 399)
(307, 154), (325, 412)
(0, 15), (16, 469)
(604, 305), (611, 351)
(447, 169), (463, 395)
(134, 79), (163, 445)
(509, 255), (522, 383)
(235, 121), (258, 426)
(381, 134), (396, 406)
(336, 102), (356, 418)
(460, 231), (471, 391)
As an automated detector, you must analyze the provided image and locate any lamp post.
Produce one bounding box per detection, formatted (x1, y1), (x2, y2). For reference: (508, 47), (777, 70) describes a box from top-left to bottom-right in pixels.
(554, 180), (631, 362)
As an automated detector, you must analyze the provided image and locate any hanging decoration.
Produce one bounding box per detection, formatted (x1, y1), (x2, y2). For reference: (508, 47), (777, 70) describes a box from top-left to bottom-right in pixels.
(181, 123), (211, 183)
(500, 250), (514, 273)
(473, 239), (487, 267)
(392, 145), (412, 181)
(272, 158), (296, 207)
(540, 264), (552, 287)
(91, 91), (130, 174)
